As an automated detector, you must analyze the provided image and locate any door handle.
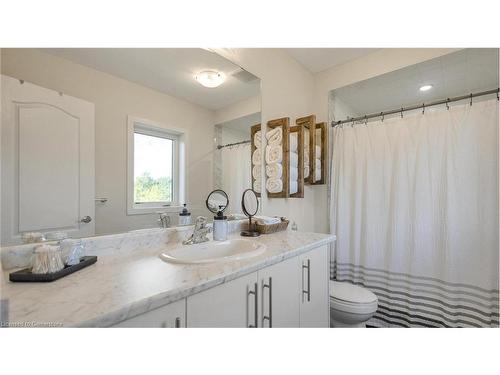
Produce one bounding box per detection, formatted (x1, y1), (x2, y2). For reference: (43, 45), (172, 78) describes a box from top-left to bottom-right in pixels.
(302, 259), (311, 302)
(261, 277), (272, 328)
(80, 216), (92, 223)
(175, 317), (181, 328)
(247, 282), (258, 328)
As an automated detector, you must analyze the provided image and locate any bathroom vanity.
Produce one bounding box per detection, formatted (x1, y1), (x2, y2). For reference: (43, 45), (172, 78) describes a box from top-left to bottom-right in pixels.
(0, 224), (335, 328)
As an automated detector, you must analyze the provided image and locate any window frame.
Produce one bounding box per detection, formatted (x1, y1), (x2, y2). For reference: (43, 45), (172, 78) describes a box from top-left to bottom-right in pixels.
(127, 116), (185, 215)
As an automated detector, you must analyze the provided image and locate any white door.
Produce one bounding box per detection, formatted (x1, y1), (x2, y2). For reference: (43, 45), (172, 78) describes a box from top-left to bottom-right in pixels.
(186, 272), (259, 328)
(113, 299), (186, 328)
(257, 256), (300, 327)
(299, 245), (330, 327)
(1, 75), (95, 244)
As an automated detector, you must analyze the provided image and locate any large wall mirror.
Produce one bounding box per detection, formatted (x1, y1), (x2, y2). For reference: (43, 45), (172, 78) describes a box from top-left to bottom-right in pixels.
(0, 48), (261, 245)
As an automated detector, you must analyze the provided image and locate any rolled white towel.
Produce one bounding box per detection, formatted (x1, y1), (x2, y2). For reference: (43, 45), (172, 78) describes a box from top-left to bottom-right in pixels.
(290, 151), (299, 167)
(266, 163), (282, 179)
(315, 145), (322, 159)
(252, 165), (262, 179)
(304, 152), (310, 166)
(254, 130), (262, 149)
(315, 168), (322, 181)
(265, 145), (282, 164)
(266, 127), (283, 145)
(266, 177), (283, 193)
(290, 181), (298, 194)
(252, 149), (262, 165)
(315, 158), (321, 171)
(304, 165), (310, 179)
(253, 177), (262, 193)
(289, 133), (298, 152)
(289, 167), (298, 181)
(254, 215), (281, 225)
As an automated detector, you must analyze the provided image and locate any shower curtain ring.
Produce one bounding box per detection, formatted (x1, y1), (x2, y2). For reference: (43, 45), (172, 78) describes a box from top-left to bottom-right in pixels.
(381, 112), (384, 122)
(400, 108), (403, 118)
(497, 88), (499, 101)
(470, 93), (473, 106)
(364, 115), (368, 125)
(422, 103), (425, 115)
(446, 98), (450, 110)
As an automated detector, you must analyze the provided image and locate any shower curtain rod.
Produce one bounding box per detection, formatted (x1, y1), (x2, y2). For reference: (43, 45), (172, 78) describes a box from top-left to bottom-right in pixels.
(216, 139), (251, 149)
(331, 88), (500, 127)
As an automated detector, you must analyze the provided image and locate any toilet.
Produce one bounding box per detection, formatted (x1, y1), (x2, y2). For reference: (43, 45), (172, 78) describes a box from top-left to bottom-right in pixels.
(329, 280), (378, 327)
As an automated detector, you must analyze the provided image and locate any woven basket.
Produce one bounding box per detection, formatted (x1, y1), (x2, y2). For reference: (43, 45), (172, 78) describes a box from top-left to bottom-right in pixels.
(252, 218), (289, 234)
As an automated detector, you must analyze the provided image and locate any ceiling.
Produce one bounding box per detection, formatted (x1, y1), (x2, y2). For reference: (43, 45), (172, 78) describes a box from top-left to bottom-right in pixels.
(286, 48), (379, 73)
(42, 48), (260, 110)
(332, 48), (499, 118)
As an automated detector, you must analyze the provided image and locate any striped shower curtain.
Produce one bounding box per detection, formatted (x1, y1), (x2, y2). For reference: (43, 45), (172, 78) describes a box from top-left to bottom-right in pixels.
(330, 98), (499, 327)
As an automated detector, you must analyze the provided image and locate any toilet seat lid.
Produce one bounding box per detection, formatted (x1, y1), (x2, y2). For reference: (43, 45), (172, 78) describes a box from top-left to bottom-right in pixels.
(330, 281), (377, 304)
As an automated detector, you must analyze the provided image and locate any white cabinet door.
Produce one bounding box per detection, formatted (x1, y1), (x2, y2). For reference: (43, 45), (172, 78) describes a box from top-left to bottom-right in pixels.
(299, 245), (330, 327)
(1, 75), (95, 245)
(186, 272), (259, 328)
(257, 256), (300, 328)
(113, 299), (186, 328)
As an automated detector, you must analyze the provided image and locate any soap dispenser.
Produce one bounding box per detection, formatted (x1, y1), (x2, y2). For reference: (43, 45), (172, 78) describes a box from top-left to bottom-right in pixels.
(178, 203), (192, 226)
(213, 205), (228, 241)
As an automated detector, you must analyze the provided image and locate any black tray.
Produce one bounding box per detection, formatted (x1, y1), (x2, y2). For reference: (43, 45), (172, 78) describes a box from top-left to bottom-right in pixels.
(9, 256), (97, 282)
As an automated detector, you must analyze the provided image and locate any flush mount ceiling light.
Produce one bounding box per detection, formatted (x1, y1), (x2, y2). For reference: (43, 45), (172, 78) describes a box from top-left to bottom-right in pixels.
(419, 84), (433, 92)
(195, 70), (226, 88)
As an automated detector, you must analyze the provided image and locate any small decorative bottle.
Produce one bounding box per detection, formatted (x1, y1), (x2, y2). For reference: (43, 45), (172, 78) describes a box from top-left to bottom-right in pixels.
(178, 203), (192, 226)
(213, 205), (228, 241)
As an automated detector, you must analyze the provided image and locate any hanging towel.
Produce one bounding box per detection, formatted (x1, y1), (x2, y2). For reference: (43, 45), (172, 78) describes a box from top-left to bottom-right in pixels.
(265, 145), (282, 164)
(252, 149), (262, 165)
(289, 167), (298, 181)
(315, 145), (322, 159)
(290, 181), (298, 194)
(289, 151), (299, 167)
(290, 133), (298, 152)
(266, 163), (282, 179)
(266, 127), (283, 146)
(266, 177), (283, 193)
(304, 165), (310, 179)
(254, 130), (262, 149)
(253, 177), (262, 193)
(252, 165), (262, 179)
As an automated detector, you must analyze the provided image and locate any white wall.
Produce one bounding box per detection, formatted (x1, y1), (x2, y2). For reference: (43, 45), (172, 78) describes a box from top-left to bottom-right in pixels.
(214, 95), (261, 125)
(214, 49), (318, 232)
(312, 48), (461, 233)
(1, 48), (215, 235)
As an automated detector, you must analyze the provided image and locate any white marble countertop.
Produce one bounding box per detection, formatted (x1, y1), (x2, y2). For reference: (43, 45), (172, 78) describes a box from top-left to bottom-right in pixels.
(0, 230), (335, 327)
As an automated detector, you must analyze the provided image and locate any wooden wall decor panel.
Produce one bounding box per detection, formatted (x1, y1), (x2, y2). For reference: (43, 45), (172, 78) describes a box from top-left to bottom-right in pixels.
(266, 117), (289, 199)
(289, 124), (304, 198)
(250, 123), (262, 197)
(295, 115), (316, 185)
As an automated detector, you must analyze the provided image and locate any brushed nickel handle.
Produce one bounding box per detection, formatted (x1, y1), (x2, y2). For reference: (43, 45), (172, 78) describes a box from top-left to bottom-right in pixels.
(261, 277), (272, 328)
(247, 282), (258, 328)
(175, 317), (181, 328)
(302, 259), (311, 302)
(80, 216), (92, 223)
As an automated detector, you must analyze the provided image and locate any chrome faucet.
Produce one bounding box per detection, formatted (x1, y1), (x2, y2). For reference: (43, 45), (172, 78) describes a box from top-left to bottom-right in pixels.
(183, 216), (212, 245)
(157, 212), (171, 228)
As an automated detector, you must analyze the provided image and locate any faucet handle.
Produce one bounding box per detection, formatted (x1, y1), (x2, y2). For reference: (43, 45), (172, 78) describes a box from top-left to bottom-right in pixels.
(194, 216), (207, 229)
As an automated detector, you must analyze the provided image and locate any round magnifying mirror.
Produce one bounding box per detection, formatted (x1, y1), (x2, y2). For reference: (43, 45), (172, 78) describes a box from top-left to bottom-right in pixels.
(206, 189), (229, 214)
(241, 189), (260, 237)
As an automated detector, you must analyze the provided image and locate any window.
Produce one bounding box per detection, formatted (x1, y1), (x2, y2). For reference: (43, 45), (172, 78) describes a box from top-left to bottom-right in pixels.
(127, 116), (184, 214)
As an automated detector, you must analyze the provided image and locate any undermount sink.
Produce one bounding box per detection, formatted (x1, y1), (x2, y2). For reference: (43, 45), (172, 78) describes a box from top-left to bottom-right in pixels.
(159, 239), (266, 264)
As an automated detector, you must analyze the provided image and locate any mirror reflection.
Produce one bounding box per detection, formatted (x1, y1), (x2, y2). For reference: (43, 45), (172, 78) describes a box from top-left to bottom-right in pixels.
(0, 48), (261, 245)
